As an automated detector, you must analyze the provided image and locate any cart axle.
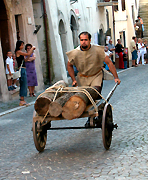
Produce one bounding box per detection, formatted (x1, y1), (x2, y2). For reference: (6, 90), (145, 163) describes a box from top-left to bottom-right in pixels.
(47, 126), (101, 130)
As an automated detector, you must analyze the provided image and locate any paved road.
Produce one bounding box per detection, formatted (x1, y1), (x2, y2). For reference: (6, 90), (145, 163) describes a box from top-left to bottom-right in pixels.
(0, 65), (148, 180)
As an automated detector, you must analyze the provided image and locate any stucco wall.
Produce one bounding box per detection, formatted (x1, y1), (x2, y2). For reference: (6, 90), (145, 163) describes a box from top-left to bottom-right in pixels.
(43, 0), (107, 84)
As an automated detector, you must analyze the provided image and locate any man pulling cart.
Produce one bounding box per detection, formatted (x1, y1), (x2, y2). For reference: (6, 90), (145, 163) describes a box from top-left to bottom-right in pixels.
(67, 31), (121, 127)
(32, 31), (121, 152)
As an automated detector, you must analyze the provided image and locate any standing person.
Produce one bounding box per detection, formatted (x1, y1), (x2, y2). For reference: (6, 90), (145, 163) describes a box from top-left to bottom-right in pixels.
(104, 46), (113, 70)
(123, 48), (128, 69)
(130, 36), (137, 67)
(107, 39), (115, 64)
(137, 15), (144, 38)
(24, 43), (38, 97)
(115, 39), (124, 69)
(137, 38), (145, 65)
(12, 53), (18, 88)
(5, 50), (15, 91)
(66, 31), (121, 127)
(144, 39), (148, 64)
(134, 20), (142, 39)
(15, 40), (36, 106)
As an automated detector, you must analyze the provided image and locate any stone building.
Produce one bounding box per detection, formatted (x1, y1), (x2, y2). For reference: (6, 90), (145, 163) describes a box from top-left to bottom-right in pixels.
(0, 0), (44, 102)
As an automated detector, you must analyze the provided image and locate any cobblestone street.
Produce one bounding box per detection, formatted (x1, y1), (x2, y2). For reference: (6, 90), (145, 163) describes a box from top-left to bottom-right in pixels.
(0, 65), (148, 180)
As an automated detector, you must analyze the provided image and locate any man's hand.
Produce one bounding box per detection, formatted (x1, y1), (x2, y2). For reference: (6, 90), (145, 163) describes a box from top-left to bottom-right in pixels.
(72, 80), (78, 87)
(104, 56), (121, 85)
(9, 72), (12, 76)
(114, 78), (121, 85)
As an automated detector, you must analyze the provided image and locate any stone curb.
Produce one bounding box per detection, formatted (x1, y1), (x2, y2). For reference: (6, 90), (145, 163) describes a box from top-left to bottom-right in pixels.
(0, 67), (134, 117)
(0, 101), (35, 117)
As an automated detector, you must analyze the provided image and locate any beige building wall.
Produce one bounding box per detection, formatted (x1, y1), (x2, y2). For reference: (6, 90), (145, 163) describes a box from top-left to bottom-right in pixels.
(107, 0), (139, 60)
(39, 0), (108, 84)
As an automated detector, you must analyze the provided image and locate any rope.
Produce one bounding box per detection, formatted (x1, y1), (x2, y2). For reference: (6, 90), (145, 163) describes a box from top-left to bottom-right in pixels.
(36, 85), (110, 122)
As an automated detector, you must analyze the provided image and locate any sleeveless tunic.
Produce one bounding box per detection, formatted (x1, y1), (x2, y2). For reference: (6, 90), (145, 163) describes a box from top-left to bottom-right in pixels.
(66, 45), (105, 86)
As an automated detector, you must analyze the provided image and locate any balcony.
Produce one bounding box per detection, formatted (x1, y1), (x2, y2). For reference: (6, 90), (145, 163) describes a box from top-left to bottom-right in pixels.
(97, 0), (118, 7)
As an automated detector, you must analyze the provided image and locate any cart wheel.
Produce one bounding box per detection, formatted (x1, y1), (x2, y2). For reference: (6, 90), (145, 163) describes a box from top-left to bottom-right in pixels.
(32, 111), (47, 152)
(102, 103), (113, 150)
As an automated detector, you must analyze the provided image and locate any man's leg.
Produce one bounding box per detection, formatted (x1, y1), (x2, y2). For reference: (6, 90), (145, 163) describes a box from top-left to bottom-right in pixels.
(142, 52), (145, 65)
(85, 81), (103, 127)
(137, 51), (140, 64)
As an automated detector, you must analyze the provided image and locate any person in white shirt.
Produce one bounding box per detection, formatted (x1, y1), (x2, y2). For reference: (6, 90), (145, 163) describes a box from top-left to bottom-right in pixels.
(5, 50), (15, 91)
(104, 46), (113, 70)
(137, 38), (145, 65)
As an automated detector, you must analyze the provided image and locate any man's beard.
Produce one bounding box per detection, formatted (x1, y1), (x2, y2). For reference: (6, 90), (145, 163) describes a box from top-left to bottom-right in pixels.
(81, 45), (88, 49)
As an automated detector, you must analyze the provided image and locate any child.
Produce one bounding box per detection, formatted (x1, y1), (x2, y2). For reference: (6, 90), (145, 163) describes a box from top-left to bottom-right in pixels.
(5, 50), (15, 91)
(12, 54), (18, 88)
(123, 48), (128, 69)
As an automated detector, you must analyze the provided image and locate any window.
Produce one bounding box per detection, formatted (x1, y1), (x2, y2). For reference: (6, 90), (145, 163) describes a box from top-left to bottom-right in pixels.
(112, 0), (118, 11)
(122, 0), (125, 11)
(135, 0), (137, 9)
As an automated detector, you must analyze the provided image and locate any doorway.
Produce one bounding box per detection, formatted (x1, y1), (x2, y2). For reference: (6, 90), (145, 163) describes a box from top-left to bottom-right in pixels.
(59, 19), (67, 67)
(70, 15), (78, 48)
(0, 0), (10, 61)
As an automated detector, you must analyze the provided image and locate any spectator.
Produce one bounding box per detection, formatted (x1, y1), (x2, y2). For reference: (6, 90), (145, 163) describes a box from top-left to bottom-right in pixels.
(12, 53), (18, 88)
(5, 50), (15, 91)
(134, 20), (142, 38)
(115, 39), (124, 69)
(130, 36), (137, 67)
(24, 43), (38, 97)
(144, 39), (148, 64)
(107, 39), (115, 64)
(104, 46), (113, 70)
(137, 38), (145, 65)
(123, 48), (128, 69)
(15, 40), (35, 106)
(137, 15), (144, 38)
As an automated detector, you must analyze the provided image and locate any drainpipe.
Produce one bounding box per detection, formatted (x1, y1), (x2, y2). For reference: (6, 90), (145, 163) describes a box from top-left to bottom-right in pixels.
(112, 5), (115, 45)
(42, 0), (51, 83)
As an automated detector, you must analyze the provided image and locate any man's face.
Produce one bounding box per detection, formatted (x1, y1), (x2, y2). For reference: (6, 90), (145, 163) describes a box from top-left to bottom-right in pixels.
(109, 40), (112, 44)
(79, 34), (91, 50)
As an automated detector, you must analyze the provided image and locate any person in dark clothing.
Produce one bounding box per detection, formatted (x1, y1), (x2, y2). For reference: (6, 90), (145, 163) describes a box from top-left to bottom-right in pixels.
(115, 39), (124, 69)
(123, 48), (128, 69)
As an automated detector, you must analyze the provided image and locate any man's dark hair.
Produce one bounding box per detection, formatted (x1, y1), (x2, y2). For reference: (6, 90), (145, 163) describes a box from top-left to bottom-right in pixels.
(78, 31), (91, 40)
(137, 15), (140, 18)
(132, 36), (136, 40)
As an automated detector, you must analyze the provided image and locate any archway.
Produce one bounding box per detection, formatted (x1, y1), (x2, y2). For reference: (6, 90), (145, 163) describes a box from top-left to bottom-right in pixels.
(0, 0), (10, 61)
(70, 13), (78, 48)
(59, 19), (67, 67)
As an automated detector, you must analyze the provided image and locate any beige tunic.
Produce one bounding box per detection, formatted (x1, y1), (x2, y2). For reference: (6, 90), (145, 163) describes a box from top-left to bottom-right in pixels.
(66, 45), (105, 86)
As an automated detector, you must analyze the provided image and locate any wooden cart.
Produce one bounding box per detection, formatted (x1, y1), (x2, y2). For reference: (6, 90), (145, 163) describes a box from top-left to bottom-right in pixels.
(32, 83), (118, 152)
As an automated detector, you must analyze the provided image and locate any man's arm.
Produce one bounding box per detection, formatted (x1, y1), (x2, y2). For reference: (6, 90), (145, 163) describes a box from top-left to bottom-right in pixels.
(67, 61), (77, 86)
(104, 56), (121, 85)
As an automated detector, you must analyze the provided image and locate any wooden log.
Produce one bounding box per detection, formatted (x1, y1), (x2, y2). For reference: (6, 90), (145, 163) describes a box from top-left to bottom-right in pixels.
(62, 87), (99, 120)
(34, 80), (67, 115)
(48, 92), (75, 117)
(34, 92), (56, 116)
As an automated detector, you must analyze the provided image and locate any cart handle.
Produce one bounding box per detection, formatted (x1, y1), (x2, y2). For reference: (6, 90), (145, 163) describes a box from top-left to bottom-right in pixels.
(106, 82), (118, 102)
